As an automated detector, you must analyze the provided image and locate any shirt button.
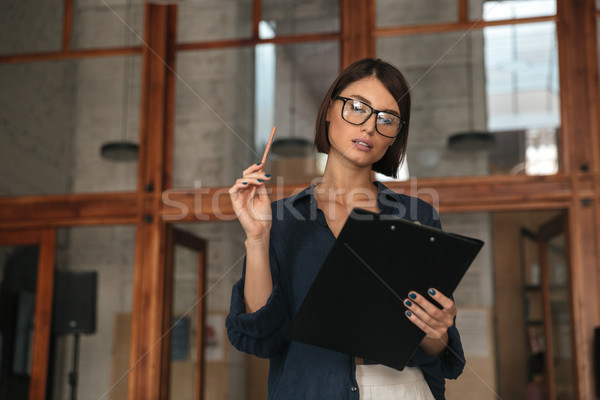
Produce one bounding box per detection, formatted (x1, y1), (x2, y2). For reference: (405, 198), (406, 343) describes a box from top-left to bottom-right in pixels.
(351, 386), (358, 392)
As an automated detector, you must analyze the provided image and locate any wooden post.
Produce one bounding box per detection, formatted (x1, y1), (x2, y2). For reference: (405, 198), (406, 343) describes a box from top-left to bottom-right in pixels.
(556, 0), (600, 397)
(28, 229), (56, 400)
(340, 0), (375, 69)
(129, 3), (177, 400)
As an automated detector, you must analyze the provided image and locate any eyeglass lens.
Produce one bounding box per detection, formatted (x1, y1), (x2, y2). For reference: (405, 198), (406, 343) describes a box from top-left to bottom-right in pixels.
(341, 98), (401, 137)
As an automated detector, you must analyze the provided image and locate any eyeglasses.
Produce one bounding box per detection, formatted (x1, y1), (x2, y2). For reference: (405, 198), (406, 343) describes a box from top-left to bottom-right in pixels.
(335, 96), (405, 138)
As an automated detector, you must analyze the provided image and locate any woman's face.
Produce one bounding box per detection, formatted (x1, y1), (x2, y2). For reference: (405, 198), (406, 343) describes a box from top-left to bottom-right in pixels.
(326, 76), (398, 170)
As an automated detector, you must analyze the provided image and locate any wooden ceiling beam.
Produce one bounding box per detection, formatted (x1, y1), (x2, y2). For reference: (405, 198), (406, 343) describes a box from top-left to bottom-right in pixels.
(0, 192), (138, 229)
(159, 174), (590, 222)
(0, 46), (143, 64)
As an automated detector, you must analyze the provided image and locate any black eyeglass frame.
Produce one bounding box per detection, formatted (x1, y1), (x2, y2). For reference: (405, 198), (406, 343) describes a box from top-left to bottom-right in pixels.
(334, 96), (406, 138)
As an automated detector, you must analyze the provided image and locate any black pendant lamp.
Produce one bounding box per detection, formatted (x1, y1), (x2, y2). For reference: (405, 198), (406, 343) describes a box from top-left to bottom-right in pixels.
(101, 0), (139, 162)
(101, 141), (139, 161)
(448, 131), (495, 151)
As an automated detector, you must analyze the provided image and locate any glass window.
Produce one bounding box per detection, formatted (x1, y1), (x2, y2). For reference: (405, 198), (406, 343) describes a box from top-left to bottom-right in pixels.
(173, 41), (339, 189)
(262, 0), (339, 36)
(49, 226), (136, 400)
(173, 47), (255, 189)
(73, 56), (141, 193)
(0, 56), (141, 196)
(177, 0), (253, 43)
(72, 0), (144, 49)
(0, 1), (63, 55)
(377, 0), (457, 28)
(0, 245), (39, 400)
(485, 23), (560, 175)
(471, 0), (556, 22)
(377, 23), (560, 178)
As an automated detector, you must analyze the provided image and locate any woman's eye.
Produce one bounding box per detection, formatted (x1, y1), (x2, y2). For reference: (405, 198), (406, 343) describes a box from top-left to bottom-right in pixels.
(378, 115), (394, 125)
(350, 102), (366, 113)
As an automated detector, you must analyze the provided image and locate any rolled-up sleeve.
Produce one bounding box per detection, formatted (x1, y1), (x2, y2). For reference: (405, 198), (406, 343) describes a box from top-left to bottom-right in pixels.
(226, 245), (289, 358)
(440, 323), (465, 378)
(408, 322), (465, 378)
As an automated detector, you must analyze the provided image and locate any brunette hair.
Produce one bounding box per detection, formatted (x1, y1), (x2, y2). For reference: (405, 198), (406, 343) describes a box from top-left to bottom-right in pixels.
(314, 58), (411, 178)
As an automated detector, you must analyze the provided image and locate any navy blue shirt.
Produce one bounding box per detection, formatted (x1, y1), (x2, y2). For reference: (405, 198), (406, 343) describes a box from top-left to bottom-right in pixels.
(226, 181), (465, 400)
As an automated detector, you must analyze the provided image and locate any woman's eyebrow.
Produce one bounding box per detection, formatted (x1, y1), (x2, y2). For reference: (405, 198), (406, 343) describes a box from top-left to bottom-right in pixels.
(349, 94), (400, 116)
(349, 94), (371, 104)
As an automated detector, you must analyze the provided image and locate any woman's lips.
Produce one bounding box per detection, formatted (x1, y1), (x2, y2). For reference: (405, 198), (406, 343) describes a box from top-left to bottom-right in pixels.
(352, 139), (373, 151)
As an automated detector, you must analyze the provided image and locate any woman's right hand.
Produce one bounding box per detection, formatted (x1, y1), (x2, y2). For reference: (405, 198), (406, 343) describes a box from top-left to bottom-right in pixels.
(229, 163), (273, 240)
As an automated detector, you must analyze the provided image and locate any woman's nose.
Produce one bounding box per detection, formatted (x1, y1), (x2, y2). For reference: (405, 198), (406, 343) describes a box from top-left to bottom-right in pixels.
(361, 113), (377, 135)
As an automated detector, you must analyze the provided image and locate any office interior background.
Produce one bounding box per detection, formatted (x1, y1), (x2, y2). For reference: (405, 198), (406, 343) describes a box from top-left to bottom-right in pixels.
(0, 0), (599, 399)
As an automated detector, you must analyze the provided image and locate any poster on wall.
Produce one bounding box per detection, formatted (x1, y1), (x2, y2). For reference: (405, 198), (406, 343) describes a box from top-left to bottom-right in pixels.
(205, 313), (225, 362)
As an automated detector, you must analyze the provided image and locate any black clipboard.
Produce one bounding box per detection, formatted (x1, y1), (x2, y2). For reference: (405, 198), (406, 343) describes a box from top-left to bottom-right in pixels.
(287, 208), (484, 370)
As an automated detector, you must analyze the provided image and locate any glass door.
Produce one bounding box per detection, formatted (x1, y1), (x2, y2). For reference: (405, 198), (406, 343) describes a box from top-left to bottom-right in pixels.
(0, 229), (56, 400)
(539, 214), (576, 400)
(163, 226), (207, 400)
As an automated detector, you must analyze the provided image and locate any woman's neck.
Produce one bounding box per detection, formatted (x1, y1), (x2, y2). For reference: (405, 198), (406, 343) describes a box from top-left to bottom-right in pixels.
(318, 154), (374, 191)
(316, 157), (378, 206)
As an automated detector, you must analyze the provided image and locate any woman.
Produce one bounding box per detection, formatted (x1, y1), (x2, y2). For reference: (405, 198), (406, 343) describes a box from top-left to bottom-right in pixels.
(227, 58), (465, 400)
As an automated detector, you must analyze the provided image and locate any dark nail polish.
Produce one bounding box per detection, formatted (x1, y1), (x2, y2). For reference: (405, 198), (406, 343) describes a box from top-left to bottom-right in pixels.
(428, 289), (436, 296)
(405, 300), (412, 307)
(265, 174), (271, 178)
(406, 310), (412, 317)
(409, 293), (417, 300)
(242, 182), (247, 185)
(256, 162), (262, 165)
(257, 179), (263, 183)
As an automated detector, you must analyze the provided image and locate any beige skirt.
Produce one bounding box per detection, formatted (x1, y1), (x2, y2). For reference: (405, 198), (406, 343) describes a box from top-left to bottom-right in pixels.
(356, 364), (435, 400)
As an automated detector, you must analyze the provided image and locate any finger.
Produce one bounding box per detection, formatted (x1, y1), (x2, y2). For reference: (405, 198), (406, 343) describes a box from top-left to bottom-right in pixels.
(409, 290), (455, 315)
(229, 179), (252, 196)
(229, 179), (269, 202)
(405, 309), (433, 335)
(403, 298), (443, 329)
(405, 309), (448, 340)
(245, 171), (272, 182)
(229, 177), (262, 193)
(427, 288), (456, 313)
(243, 162), (266, 177)
(256, 182), (270, 197)
(237, 177), (269, 187)
(406, 292), (454, 323)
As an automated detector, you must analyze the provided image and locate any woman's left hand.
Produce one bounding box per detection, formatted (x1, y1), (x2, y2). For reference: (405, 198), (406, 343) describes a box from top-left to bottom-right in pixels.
(403, 288), (456, 355)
